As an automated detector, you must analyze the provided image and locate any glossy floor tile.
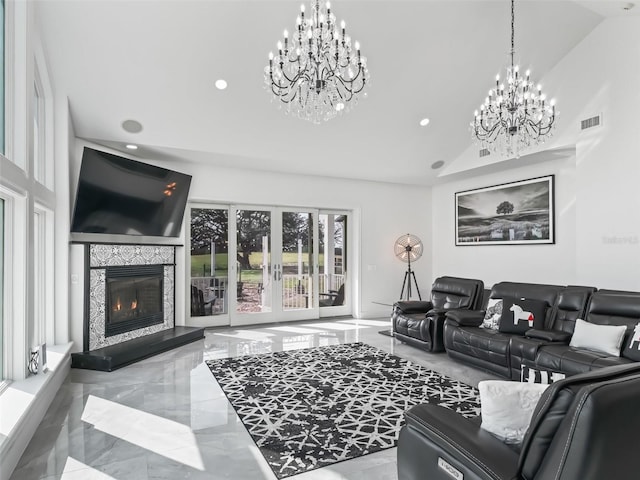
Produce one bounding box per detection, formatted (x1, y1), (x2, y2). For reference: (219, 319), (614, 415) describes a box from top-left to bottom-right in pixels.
(10, 317), (499, 480)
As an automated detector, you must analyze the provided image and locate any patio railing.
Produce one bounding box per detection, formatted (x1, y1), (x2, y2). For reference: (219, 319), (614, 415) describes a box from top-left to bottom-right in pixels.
(190, 273), (346, 314)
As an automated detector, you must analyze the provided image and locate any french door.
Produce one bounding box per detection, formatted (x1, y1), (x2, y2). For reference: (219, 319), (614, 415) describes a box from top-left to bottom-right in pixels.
(188, 204), (325, 326)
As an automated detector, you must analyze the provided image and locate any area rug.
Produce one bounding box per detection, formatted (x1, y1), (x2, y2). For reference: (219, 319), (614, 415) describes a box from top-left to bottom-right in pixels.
(206, 342), (480, 479)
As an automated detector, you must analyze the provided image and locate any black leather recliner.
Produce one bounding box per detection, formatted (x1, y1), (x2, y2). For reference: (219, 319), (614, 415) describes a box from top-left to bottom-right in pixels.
(392, 276), (484, 352)
(397, 363), (640, 480)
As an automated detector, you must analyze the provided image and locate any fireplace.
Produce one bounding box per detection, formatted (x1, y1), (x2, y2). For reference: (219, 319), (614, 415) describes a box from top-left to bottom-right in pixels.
(73, 244), (204, 372)
(105, 264), (164, 337)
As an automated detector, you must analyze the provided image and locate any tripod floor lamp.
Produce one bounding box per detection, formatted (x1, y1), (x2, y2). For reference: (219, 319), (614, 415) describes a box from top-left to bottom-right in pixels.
(394, 234), (423, 301)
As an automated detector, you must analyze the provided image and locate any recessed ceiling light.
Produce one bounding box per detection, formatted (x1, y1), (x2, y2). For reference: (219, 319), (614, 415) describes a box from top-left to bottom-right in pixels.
(215, 79), (228, 90)
(431, 160), (445, 170)
(419, 118), (430, 127)
(125, 144), (138, 150)
(121, 119), (143, 133)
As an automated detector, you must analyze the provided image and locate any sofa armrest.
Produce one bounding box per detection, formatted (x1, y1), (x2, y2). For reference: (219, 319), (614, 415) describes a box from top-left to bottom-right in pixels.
(445, 309), (485, 327)
(394, 300), (434, 314)
(399, 404), (518, 480)
(525, 329), (572, 343)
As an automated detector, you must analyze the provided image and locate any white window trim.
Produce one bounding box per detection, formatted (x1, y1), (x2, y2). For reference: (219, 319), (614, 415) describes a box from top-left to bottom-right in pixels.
(0, 184), (28, 382)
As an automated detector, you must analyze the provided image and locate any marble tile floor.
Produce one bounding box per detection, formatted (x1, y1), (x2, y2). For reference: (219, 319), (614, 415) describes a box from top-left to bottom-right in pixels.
(10, 317), (500, 480)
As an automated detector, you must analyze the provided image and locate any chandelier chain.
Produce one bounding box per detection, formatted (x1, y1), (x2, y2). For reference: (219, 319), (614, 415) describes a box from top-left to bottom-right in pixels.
(511, 0), (515, 66)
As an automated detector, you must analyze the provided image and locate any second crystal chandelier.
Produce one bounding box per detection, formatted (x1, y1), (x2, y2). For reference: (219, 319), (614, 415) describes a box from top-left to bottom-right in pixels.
(472, 0), (556, 157)
(264, 1), (369, 123)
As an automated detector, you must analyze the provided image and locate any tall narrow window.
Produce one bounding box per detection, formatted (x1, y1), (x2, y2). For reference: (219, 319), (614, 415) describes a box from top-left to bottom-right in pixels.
(0, 199), (4, 380)
(33, 75), (45, 183)
(190, 207), (229, 316)
(319, 213), (347, 307)
(33, 208), (44, 350)
(1, 0), (5, 154)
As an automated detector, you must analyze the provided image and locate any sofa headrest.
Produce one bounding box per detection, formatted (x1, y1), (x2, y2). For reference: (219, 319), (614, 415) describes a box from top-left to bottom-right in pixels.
(551, 287), (596, 332)
(587, 291), (640, 320)
(431, 276), (484, 309)
(490, 282), (563, 306)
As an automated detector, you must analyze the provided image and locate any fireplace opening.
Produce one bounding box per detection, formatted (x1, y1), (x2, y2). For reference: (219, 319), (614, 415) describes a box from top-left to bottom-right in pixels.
(105, 264), (164, 337)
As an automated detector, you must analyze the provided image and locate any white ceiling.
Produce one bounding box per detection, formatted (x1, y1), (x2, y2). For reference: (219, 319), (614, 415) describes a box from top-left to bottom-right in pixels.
(35, 1), (632, 185)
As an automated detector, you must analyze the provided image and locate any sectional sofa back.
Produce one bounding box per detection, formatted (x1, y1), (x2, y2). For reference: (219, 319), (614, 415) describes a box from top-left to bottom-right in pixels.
(489, 282), (564, 327)
(488, 282), (596, 331)
(549, 287), (597, 333)
(430, 276), (484, 311)
(584, 291), (640, 360)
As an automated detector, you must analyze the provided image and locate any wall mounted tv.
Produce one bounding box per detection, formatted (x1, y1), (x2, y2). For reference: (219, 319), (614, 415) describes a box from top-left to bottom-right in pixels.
(71, 147), (192, 239)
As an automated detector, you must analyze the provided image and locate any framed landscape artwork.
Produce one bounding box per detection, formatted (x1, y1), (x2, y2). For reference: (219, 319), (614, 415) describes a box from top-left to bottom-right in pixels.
(455, 175), (555, 246)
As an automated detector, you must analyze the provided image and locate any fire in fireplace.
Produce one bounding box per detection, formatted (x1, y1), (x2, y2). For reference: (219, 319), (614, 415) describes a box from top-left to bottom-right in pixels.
(105, 265), (164, 337)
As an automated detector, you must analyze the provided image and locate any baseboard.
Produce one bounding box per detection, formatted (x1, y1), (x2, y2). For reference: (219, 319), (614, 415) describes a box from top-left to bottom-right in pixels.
(0, 343), (72, 480)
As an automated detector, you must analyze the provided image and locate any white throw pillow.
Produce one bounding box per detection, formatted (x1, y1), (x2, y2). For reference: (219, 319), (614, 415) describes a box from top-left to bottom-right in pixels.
(479, 380), (548, 445)
(569, 318), (627, 357)
(480, 298), (502, 330)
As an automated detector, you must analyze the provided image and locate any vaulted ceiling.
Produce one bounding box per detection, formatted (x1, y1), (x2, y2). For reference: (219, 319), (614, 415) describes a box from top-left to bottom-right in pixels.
(35, 1), (633, 185)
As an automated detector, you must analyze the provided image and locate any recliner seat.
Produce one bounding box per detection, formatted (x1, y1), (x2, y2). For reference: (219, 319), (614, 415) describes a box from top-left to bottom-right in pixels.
(392, 276), (484, 352)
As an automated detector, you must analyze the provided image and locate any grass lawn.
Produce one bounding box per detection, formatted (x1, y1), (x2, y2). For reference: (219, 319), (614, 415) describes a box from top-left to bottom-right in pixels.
(191, 252), (325, 279)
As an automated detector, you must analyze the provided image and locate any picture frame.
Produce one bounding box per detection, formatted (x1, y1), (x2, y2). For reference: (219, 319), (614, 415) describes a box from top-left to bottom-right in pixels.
(455, 175), (555, 246)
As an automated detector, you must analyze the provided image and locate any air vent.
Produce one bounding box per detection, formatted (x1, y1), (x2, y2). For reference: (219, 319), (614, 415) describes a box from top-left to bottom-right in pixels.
(479, 148), (491, 158)
(581, 114), (602, 131)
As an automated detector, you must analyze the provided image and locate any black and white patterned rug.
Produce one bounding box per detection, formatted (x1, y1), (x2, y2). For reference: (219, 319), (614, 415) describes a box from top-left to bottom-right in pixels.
(206, 342), (479, 479)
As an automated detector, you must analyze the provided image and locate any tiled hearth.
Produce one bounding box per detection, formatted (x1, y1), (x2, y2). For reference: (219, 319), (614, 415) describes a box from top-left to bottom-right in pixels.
(71, 243), (204, 371)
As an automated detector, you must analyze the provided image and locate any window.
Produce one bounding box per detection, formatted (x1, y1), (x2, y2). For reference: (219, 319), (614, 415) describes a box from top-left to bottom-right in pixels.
(190, 206), (229, 316)
(33, 204), (54, 347)
(33, 72), (45, 183)
(0, 198), (4, 380)
(0, 0), (5, 155)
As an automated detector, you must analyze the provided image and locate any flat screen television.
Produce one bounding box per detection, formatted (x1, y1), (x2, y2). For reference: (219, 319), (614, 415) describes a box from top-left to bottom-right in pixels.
(71, 147), (192, 239)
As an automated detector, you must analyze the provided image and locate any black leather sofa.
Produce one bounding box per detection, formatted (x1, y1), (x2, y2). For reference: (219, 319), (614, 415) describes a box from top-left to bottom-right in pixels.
(397, 363), (640, 480)
(444, 282), (640, 379)
(392, 276), (484, 352)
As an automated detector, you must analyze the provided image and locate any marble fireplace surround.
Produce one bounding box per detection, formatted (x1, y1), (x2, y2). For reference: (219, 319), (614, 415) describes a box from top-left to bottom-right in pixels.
(86, 244), (175, 351)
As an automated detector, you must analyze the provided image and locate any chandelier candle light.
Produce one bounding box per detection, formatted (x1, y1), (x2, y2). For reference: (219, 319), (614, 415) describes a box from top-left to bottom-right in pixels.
(265, 0), (369, 123)
(472, 0), (556, 157)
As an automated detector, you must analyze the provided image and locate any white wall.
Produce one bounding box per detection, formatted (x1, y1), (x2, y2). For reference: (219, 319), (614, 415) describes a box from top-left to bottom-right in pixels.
(66, 141), (432, 349)
(432, 15), (640, 292)
(570, 18), (640, 290)
(432, 155), (577, 288)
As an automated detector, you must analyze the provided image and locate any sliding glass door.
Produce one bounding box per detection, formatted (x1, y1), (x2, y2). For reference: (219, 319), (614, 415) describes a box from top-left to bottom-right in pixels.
(189, 204), (230, 327)
(232, 206), (319, 325)
(188, 204), (345, 326)
(319, 212), (349, 317)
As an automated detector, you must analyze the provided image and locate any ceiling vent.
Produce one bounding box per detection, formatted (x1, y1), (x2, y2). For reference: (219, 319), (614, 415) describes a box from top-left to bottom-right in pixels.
(581, 114), (602, 131)
(479, 148), (491, 158)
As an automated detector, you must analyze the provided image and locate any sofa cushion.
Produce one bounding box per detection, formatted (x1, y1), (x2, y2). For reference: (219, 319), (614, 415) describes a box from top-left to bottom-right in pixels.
(499, 297), (547, 334)
(479, 380), (548, 445)
(623, 322), (640, 361)
(535, 344), (633, 376)
(447, 326), (512, 368)
(569, 318), (626, 356)
(480, 298), (502, 330)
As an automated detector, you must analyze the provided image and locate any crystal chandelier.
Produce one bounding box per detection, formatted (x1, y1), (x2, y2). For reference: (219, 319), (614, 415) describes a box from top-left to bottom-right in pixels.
(264, 0), (369, 123)
(472, 0), (556, 156)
